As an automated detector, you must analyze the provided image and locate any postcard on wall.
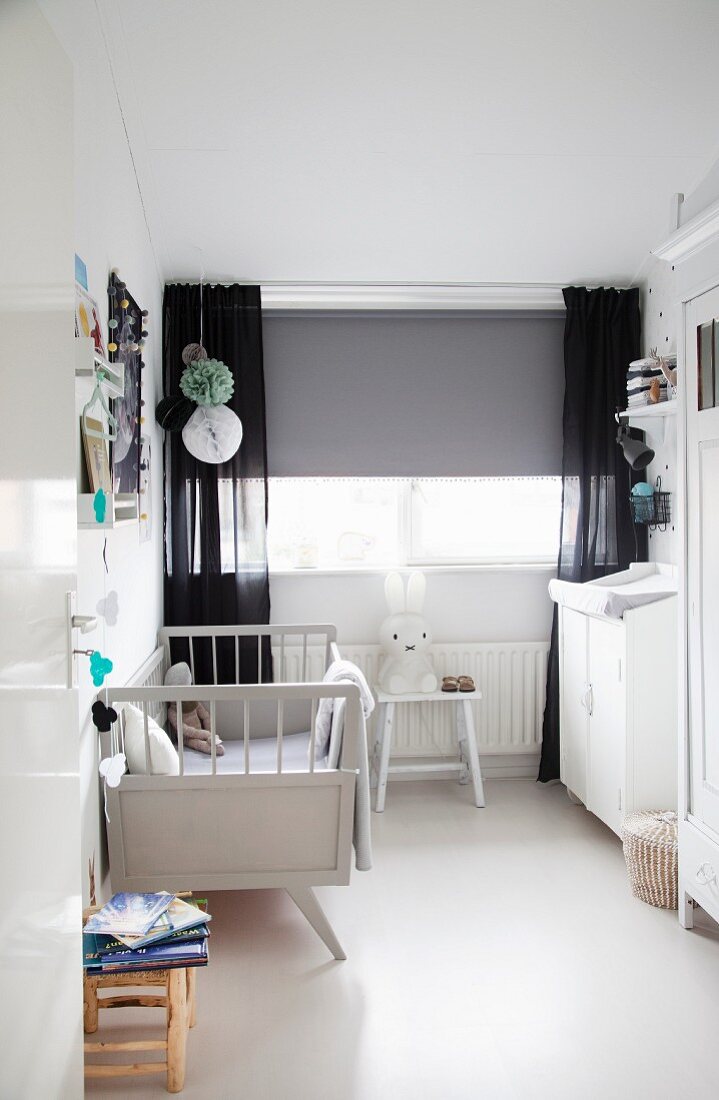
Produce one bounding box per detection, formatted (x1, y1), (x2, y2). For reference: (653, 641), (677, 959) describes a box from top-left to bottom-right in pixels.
(75, 283), (106, 357)
(82, 418), (112, 494)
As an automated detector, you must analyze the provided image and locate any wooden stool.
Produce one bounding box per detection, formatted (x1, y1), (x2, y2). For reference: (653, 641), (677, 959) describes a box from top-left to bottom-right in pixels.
(83, 965), (197, 1093)
(372, 687), (486, 812)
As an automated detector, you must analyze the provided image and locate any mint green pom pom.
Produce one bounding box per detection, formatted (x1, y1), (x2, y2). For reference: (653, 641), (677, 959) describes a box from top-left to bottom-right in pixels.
(180, 358), (234, 406)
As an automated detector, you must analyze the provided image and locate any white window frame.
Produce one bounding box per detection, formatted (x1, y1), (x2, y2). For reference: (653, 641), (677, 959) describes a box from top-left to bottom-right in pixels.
(266, 476), (560, 574)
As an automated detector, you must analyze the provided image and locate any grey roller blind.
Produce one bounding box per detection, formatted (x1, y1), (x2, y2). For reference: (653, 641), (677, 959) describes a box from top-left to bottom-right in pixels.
(263, 312), (564, 477)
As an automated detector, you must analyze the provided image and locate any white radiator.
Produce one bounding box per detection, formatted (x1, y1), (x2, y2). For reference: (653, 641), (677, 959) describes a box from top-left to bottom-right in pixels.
(275, 641), (548, 771)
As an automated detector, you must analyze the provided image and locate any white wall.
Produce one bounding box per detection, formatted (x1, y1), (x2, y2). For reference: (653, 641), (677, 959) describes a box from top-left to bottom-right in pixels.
(41, 0), (164, 903)
(270, 568), (555, 646)
(636, 254), (679, 565)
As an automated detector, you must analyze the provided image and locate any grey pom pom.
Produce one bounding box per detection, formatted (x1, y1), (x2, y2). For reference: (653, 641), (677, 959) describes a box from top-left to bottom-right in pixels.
(182, 342), (208, 366)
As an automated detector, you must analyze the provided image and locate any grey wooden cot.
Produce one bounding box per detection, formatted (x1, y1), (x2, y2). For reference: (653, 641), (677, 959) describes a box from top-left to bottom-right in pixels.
(100, 624), (360, 960)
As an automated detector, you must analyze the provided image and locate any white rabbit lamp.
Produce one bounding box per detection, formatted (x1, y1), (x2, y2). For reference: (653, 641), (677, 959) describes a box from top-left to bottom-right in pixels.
(378, 572), (438, 695)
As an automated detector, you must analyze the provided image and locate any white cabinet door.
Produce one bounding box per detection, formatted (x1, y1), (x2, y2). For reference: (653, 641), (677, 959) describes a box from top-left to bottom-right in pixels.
(587, 618), (626, 836)
(687, 285), (719, 836)
(0, 5), (83, 1096)
(560, 608), (589, 804)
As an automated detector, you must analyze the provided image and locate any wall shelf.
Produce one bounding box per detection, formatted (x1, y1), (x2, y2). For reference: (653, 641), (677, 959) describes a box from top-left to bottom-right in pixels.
(78, 492), (138, 529)
(74, 336), (124, 398)
(618, 400), (678, 421)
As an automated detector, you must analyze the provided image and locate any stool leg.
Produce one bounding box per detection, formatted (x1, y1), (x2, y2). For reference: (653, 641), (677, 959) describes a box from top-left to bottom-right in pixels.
(455, 703), (470, 785)
(83, 974), (99, 1034)
(167, 969), (187, 1093)
(375, 702), (394, 813)
(461, 699), (485, 808)
(186, 966), (197, 1028)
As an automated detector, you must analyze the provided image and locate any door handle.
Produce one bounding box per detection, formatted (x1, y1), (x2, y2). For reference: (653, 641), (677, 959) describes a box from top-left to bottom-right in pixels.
(581, 683), (594, 717)
(72, 614), (97, 635)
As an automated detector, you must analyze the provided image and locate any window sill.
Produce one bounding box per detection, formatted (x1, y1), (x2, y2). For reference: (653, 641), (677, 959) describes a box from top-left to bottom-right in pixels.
(269, 562), (557, 578)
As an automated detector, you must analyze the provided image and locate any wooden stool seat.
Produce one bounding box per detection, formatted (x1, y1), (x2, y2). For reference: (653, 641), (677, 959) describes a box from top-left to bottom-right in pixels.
(83, 966), (197, 1093)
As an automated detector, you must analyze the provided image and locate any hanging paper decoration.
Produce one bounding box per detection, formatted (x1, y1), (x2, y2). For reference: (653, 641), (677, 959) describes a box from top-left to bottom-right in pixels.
(182, 404), (244, 464)
(155, 394), (194, 432)
(180, 358), (234, 406)
(156, 280), (243, 464)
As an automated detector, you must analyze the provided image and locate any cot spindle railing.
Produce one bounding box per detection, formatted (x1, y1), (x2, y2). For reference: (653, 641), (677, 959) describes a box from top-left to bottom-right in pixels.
(176, 699), (184, 776)
(276, 699), (284, 773)
(143, 702), (151, 776)
(210, 699), (217, 776)
(243, 700), (250, 774)
(309, 697), (317, 772)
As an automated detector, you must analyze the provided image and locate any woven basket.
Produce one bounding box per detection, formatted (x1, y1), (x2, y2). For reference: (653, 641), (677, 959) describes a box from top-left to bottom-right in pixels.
(621, 810), (678, 910)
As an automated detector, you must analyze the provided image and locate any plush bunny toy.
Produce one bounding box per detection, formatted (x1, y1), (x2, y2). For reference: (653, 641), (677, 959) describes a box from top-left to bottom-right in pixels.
(164, 661), (224, 756)
(378, 572), (437, 694)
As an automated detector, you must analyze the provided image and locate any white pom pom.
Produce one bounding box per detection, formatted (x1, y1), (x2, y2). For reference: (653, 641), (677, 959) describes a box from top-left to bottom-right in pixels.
(182, 404), (243, 464)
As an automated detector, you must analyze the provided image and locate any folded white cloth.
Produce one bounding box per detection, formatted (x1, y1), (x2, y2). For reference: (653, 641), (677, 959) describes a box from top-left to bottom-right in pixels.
(313, 660), (374, 871)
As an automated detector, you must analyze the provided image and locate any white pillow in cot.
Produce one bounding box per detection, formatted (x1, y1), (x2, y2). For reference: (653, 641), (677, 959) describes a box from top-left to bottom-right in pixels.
(123, 703), (179, 775)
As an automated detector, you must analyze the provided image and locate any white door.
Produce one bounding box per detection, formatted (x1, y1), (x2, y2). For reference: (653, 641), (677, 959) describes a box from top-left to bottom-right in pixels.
(560, 607), (589, 804)
(0, 3), (83, 1096)
(587, 617), (626, 836)
(687, 284), (719, 837)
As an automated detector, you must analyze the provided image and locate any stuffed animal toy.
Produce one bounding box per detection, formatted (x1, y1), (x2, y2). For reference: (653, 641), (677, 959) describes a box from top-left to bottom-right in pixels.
(378, 571), (437, 694)
(164, 662), (224, 756)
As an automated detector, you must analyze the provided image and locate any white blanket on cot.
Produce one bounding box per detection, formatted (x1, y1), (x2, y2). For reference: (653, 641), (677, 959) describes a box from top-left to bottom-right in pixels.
(314, 660), (374, 872)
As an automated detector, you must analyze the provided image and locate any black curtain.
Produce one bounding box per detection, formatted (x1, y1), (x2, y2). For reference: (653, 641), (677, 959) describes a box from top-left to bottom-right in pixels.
(163, 283), (271, 682)
(538, 286), (646, 782)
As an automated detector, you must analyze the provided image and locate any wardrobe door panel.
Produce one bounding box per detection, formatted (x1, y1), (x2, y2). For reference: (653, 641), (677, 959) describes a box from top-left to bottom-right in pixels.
(560, 608), (589, 804)
(587, 618), (626, 836)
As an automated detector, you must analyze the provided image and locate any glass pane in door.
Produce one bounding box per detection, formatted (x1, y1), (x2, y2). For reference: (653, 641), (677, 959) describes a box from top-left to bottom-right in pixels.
(700, 440), (719, 791)
(698, 321), (714, 410)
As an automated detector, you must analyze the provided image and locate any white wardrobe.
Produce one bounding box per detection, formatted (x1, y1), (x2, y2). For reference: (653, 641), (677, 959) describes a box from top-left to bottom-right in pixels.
(652, 195), (719, 931)
(557, 564), (678, 837)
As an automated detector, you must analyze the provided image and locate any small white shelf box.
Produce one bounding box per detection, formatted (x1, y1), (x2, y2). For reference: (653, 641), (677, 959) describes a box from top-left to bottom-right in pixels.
(78, 492), (138, 529)
(74, 336), (124, 398)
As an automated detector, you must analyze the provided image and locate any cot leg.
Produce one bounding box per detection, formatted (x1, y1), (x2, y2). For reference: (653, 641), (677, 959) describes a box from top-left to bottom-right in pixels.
(370, 703), (385, 789)
(375, 702), (394, 812)
(83, 974), (99, 1034)
(461, 700), (485, 808)
(286, 887), (347, 961)
(186, 966), (197, 1028)
(166, 968), (187, 1093)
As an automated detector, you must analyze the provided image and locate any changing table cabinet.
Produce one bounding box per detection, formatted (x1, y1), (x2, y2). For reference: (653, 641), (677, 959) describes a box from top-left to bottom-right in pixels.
(558, 569), (678, 837)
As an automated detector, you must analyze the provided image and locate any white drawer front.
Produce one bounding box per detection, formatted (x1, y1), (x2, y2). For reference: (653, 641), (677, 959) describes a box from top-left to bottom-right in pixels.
(680, 818), (719, 923)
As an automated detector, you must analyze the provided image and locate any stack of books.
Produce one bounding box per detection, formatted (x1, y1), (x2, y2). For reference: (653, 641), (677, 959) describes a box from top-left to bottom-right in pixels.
(83, 892), (211, 975)
(626, 355), (676, 408)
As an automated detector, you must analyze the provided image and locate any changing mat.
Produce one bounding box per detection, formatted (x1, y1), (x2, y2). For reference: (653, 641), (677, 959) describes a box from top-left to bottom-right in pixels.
(549, 573), (677, 620)
(180, 731), (312, 775)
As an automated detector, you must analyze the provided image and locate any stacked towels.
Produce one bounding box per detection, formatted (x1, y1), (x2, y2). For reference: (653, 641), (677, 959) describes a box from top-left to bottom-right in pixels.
(626, 355), (676, 408)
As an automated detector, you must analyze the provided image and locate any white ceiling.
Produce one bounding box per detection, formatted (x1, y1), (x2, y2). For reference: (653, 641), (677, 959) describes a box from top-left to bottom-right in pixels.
(102, 1), (719, 284)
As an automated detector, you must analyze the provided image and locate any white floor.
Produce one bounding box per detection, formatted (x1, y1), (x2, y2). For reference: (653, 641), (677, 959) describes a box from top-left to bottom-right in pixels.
(86, 780), (719, 1100)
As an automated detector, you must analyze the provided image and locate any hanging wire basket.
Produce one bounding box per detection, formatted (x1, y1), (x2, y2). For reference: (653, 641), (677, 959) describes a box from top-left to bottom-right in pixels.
(630, 476), (671, 531)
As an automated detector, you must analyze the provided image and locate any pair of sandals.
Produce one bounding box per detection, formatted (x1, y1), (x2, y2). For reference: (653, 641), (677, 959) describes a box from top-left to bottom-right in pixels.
(441, 675), (476, 693)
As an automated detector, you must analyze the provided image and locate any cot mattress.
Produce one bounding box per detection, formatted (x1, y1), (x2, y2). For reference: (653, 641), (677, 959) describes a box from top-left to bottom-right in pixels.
(180, 731), (314, 775)
(548, 573), (677, 620)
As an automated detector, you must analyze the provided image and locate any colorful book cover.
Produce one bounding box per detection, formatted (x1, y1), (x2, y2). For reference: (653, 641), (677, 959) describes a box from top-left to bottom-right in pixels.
(84, 892), (174, 937)
(84, 933), (208, 972)
(95, 922), (210, 956)
(108, 896), (212, 950)
(100, 938), (208, 971)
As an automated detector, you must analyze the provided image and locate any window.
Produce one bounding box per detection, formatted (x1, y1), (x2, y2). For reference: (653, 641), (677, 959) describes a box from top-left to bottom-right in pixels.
(267, 477), (561, 571)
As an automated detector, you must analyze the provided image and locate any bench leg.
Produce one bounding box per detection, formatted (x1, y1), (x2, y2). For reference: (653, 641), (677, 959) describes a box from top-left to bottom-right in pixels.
(375, 702), (394, 812)
(83, 974), (99, 1034)
(166, 968), (187, 1093)
(186, 966), (197, 1028)
(461, 700), (485, 808)
(287, 887), (347, 961)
